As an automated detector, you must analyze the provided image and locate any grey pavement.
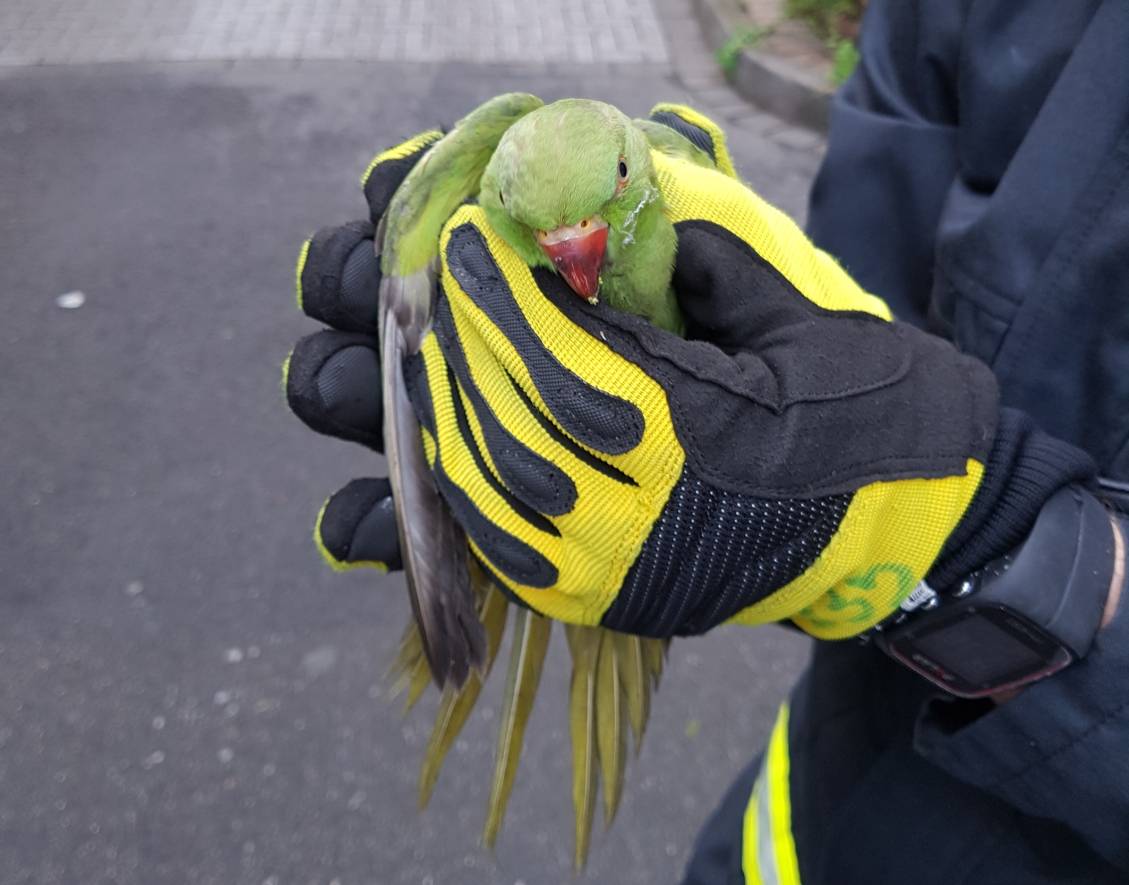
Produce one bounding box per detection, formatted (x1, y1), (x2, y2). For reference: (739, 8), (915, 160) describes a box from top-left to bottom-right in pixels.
(0, 0), (668, 65)
(0, 3), (824, 883)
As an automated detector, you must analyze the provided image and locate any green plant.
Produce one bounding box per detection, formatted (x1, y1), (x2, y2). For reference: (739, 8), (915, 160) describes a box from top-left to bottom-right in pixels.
(830, 37), (860, 85)
(716, 25), (770, 76)
(785, 0), (865, 39)
(783, 0), (864, 85)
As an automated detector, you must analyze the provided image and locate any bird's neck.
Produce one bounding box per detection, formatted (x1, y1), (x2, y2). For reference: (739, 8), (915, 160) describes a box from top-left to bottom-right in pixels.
(601, 197), (679, 330)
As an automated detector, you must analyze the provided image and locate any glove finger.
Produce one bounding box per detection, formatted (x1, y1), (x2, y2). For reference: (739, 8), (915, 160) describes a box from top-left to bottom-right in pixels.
(315, 478), (402, 572)
(285, 329), (383, 451)
(414, 334), (559, 591)
(361, 129), (444, 223)
(432, 295), (578, 517)
(296, 220), (380, 334)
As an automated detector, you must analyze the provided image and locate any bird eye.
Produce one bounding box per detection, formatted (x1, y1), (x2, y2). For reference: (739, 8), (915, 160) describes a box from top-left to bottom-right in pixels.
(580, 218), (589, 229)
(618, 159), (628, 180)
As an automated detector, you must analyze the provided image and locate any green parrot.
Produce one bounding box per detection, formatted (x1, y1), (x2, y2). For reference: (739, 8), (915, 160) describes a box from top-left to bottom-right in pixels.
(478, 98), (684, 334)
(377, 93), (716, 866)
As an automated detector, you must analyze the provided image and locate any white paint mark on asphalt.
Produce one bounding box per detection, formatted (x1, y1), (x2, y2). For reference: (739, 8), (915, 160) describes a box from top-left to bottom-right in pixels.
(56, 291), (85, 309)
(301, 646), (337, 678)
(142, 750), (165, 769)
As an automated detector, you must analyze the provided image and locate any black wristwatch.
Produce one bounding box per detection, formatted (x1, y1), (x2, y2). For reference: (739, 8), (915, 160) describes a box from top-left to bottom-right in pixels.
(870, 484), (1120, 698)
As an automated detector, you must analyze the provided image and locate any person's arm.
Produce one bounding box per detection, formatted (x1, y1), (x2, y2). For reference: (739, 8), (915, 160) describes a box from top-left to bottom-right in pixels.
(806, 0), (964, 327)
(287, 96), (1129, 869)
(913, 509), (1129, 871)
(807, 0), (1129, 869)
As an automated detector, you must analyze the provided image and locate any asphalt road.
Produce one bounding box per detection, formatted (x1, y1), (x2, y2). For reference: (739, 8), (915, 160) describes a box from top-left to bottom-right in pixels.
(0, 61), (818, 885)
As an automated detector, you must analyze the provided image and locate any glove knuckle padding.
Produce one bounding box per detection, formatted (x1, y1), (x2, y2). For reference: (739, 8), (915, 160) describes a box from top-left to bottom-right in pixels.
(416, 334), (558, 589)
(433, 296), (578, 517)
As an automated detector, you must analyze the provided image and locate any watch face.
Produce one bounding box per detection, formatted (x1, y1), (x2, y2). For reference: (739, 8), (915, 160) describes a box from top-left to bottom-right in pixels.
(882, 604), (1073, 698)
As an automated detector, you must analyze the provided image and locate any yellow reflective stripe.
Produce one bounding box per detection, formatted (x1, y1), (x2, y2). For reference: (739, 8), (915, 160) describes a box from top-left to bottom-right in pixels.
(743, 703), (801, 885)
(766, 704), (801, 885)
(742, 774), (766, 884)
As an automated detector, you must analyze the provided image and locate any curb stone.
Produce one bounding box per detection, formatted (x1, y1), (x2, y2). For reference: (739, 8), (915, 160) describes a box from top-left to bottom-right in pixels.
(692, 0), (832, 133)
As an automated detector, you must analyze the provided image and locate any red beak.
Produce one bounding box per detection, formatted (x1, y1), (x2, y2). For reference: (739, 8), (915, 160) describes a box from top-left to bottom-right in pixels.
(537, 217), (609, 302)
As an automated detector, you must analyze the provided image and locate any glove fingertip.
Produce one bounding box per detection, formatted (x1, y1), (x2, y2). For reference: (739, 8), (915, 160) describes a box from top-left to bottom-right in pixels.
(314, 478), (403, 573)
(286, 330), (385, 450)
(298, 222), (379, 333)
(281, 351), (292, 400)
(648, 103), (736, 178)
(314, 498), (389, 574)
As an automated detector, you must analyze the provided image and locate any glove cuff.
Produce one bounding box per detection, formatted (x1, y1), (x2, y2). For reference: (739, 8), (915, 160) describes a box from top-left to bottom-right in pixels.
(927, 408), (1097, 590)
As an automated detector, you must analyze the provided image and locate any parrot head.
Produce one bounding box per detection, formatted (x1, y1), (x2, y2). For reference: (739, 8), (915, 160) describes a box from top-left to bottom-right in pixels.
(480, 99), (660, 304)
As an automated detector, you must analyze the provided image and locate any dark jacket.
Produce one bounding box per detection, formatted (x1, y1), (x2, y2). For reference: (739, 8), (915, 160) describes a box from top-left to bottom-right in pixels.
(808, 0), (1129, 480)
(685, 1), (1129, 882)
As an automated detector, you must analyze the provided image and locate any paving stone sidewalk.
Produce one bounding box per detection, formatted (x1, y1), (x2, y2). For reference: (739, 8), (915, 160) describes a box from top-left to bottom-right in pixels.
(0, 0), (669, 65)
(0, 0), (825, 180)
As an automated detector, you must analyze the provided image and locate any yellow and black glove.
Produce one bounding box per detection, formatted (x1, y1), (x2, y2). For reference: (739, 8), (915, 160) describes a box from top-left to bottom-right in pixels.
(398, 150), (1005, 639)
(288, 119), (1083, 640)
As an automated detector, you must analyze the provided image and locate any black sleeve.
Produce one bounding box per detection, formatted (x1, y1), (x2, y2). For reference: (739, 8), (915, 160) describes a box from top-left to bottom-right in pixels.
(806, 0), (1129, 869)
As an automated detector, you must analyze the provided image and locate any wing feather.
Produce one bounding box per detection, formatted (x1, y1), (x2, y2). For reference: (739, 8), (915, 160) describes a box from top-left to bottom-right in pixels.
(378, 93), (543, 689)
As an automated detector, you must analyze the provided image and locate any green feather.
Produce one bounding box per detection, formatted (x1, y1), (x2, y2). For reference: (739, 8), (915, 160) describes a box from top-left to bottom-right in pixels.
(382, 92), (543, 276)
(566, 625), (600, 870)
(418, 578), (509, 808)
(595, 629), (627, 825)
(387, 620), (432, 713)
(483, 607), (551, 848)
(633, 118), (717, 168)
(617, 633), (651, 755)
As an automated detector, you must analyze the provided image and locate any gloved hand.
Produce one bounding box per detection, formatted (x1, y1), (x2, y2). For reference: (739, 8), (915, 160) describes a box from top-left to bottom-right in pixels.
(286, 129), (444, 574)
(289, 122), (1006, 640)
